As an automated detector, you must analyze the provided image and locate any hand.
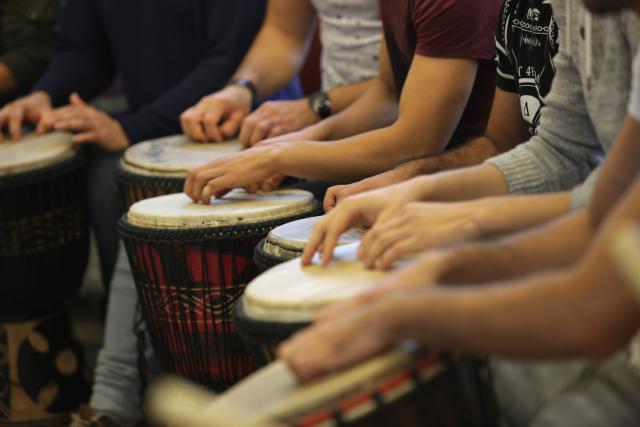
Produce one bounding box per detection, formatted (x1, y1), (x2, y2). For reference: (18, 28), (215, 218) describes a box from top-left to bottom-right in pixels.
(0, 91), (52, 140)
(259, 121), (332, 145)
(314, 250), (452, 324)
(324, 165), (417, 212)
(301, 179), (427, 266)
(39, 93), (130, 152)
(183, 143), (288, 202)
(180, 86), (252, 143)
(359, 201), (477, 270)
(279, 300), (396, 382)
(239, 99), (320, 147)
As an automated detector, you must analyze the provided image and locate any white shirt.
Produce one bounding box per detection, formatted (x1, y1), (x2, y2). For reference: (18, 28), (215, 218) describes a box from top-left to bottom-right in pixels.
(310, 0), (382, 90)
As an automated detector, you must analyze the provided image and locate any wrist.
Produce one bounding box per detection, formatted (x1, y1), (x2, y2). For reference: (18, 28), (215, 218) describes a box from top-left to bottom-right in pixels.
(225, 80), (255, 108)
(269, 142), (293, 175)
(31, 91), (52, 106)
(308, 91), (333, 120)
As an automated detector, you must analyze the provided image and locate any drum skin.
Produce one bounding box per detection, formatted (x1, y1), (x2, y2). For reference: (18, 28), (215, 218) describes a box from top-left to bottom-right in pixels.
(0, 152), (89, 321)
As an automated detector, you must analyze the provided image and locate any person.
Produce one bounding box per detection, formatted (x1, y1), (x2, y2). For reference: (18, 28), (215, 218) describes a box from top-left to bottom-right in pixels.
(182, 0), (382, 151)
(183, 0), (502, 202)
(0, 1), (301, 426)
(302, 0), (640, 270)
(281, 10), (640, 427)
(0, 0), (59, 103)
(322, 0), (559, 211)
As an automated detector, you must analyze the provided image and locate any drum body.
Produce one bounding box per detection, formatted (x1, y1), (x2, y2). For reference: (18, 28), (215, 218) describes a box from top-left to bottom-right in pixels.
(115, 135), (241, 208)
(254, 216), (363, 272)
(280, 356), (495, 427)
(119, 191), (318, 390)
(0, 311), (91, 427)
(0, 133), (89, 321)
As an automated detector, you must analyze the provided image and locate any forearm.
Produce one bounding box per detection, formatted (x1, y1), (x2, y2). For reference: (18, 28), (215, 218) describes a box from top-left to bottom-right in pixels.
(393, 136), (501, 180)
(307, 77), (398, 141)
(233, 22), (313, 99)
(327, 79), (375, 114)
(439, 209), (592, 284)
(387, 265), (627, 359)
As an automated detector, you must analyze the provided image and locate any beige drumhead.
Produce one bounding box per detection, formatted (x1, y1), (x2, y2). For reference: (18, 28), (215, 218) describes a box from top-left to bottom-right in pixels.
(263, 216), (364, 259)
(121, 134), (241, 176)
(244, 244), (388, 323)
(0, 132), (75, 176)
(127, 190), (316, 229)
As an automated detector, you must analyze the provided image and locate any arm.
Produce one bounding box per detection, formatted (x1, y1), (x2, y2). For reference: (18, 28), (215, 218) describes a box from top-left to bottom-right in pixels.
(283, 175), (640, 380)
(181, 0), (315, 143)
(116, 1), (278, 143)
(273, 53), (480, 181)
(0, 0), (59, 96)
(433, 114), (640, 283)
(32, 0), (116, 107)
(322, 87), (530, 210)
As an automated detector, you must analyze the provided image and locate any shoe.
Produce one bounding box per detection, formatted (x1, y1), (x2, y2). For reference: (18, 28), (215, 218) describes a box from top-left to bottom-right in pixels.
(69, 405), (143, 427)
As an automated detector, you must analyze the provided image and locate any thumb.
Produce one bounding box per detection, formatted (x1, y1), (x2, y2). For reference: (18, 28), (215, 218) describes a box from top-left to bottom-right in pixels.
(70, 92), (87, 107)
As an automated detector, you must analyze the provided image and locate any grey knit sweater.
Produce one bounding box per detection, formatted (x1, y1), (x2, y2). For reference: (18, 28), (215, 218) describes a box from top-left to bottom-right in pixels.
(487, 0), (640, 209)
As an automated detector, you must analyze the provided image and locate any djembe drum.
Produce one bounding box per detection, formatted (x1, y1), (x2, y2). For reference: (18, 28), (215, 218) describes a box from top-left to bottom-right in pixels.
(0, 132), (90, 425)
(253, 216), (363, 271)
(115, 134), (241, 208)
(237, 244), (385, 365)
(118, 190), (319, 390)
(149, 344), (496, 427)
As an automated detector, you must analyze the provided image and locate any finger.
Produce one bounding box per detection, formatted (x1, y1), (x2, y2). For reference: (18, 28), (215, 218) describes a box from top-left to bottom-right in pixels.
(70, 92), (88, 107)
(205, 175), (239, 201)
(191, 169), (221, 203)
(72, 131), (99, 144)
(301, 217), (331, 266)
(244, 183), (259, 193)
(239, 115), (256, 147)
(37, 108), (79, 134)
(320, 209), (358, 267)
(376, 239), (419, 271)
(250, 120), (274, 146)
(53, 118), (91, 132)
(323, 186), (343, 213)
(8, 107), (24, 140)
(268, 125), (287, 139)
(261, 175), (285, 192)
(220, 110), (245, 139)
(203, 110), (224, 142)
(181, 109), (207, 142)
(0, 107), (10, 140)
(360, 222), (408, 269)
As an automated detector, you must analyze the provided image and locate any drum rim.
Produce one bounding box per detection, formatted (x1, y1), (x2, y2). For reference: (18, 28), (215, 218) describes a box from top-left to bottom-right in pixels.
(117, 207), (321, 243)
(0, 150), (85, 188)
(254, 238), (299, 272)
(115, 159), (186, 187)
(234, 298), (309, 345)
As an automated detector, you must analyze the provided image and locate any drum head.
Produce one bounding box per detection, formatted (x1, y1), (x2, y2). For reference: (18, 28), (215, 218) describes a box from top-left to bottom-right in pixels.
(127, 190), (316, 229)
(244, 244), (387, 323)
(264, 216), (364, 257)
(122, 134), (241, 175)
(0, 132), (75, 176)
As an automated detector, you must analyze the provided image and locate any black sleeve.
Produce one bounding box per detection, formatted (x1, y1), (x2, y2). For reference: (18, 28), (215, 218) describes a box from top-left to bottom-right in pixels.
(494, 0), (518, 93)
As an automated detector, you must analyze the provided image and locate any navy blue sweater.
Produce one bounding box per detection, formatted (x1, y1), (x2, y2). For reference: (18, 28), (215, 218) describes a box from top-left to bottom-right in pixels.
(34, 0), (302, 143)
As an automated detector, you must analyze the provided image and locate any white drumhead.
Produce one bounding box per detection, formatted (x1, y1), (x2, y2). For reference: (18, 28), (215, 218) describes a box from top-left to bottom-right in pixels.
(127, 190), (316, 229)
(244, 244), (387, 323)
(122, 134), (241, 175)
(0, 132), (75, 175)
(264, 216), (364, 258)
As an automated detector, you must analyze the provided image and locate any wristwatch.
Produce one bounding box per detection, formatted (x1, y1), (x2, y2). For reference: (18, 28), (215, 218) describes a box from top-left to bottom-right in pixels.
(228, 77), (258, 105)
(308, 91), (333, 119)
